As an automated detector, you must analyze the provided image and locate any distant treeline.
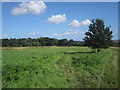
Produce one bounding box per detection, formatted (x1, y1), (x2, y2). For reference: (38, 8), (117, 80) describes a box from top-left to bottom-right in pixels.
(1, 37), (120, 47)
(112, 40), (120, 47)
(2, 37), (86, 47)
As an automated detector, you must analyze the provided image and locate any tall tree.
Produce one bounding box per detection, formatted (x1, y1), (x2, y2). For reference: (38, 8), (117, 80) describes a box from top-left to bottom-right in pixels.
(83, 18), (113, 52)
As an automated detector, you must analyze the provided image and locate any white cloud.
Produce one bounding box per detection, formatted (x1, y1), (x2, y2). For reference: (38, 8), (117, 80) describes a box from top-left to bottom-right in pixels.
(53, 33), (59, 36)
(63, 32), (71, 35)
(53, 33), (62, 38)
(2, 34), (8, 37)
(67, 29), (75, 32)
(68, 29), (86, 34)
(28, 32), (40, 36)
(11, 1), (46, 15)
(53, 29), (86, 39)
(68, 19), (91, 27)
(47, 14), (67, 24)
(68, 20), (80, 27)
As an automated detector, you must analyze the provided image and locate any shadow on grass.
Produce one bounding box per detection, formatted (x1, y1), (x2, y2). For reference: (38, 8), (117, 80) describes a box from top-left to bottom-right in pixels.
(64, 51), (96, 54)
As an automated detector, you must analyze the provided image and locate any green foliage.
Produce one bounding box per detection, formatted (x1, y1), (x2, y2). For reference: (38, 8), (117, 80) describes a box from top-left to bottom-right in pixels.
(83, 18), (113, 52)
(111, 40), (120, 47)
(2, 47), (118, 88)
(2, 37), (84, 47)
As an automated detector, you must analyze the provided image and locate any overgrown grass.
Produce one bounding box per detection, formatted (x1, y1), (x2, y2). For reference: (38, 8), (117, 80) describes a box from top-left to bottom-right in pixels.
(2, 46), (119, 88)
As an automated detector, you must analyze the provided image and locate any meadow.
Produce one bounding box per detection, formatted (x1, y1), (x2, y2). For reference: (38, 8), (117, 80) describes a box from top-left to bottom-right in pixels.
(2, 46), (119, 88)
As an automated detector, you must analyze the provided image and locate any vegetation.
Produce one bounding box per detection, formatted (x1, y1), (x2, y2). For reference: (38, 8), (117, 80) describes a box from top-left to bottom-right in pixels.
(112, 40), (120, 47)
(2, 37), (85, 47)
(83, 18), (113, 52)
(2, 46), (119, 88)
(2, 37), (119, 48)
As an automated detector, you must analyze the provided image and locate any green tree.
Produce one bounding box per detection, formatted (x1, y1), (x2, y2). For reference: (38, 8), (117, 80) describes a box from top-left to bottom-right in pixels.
(58, 39), (68, 46)
(83, 18), (113, 52)
(69, 39), (74, 46)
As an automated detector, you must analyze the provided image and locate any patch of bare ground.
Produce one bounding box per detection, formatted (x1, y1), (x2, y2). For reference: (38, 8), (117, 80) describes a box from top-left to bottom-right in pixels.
(110, 47), (120, 49)
(0, 47), (28, 49)
(37, 46), (57, 48)
(0, 46), (57, 49)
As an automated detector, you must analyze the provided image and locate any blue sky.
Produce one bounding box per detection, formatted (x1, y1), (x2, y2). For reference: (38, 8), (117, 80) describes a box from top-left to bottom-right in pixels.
(2, 2), (118, 41)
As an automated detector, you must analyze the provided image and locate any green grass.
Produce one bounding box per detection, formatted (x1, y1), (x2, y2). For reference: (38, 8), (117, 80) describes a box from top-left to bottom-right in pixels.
(2, 46), (119, 88)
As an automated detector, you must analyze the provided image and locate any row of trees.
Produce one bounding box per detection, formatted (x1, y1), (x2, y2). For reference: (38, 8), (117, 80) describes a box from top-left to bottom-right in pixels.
(1, 37), (119, 47)
(112, 40), (120, 47)
(2, 37), (85, 47)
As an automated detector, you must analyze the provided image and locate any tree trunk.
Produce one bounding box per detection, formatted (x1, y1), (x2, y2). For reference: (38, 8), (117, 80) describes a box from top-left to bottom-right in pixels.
(97, 48), (100, 52)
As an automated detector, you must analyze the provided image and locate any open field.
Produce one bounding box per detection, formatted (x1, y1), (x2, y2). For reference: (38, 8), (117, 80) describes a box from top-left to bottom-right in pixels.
(2, 46), (119, 88)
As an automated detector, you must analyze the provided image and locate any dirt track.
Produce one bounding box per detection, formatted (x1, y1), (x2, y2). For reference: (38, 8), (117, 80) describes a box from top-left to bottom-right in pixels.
(0, 46), (57, 49)
(0, 47), (28, 49)
(110, 47), (120, 49)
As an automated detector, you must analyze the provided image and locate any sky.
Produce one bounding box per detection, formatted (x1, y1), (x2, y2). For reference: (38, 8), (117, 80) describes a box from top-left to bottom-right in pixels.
(2, 1), (118, 41)
(1, 0), (120, 2)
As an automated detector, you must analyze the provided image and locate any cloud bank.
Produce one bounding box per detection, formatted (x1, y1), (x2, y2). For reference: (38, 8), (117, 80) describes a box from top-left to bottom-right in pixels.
(47, 14), (67, 24)
(68, 19), (91, 27)
(2, 34), (8, 37)
(53, 29), (86, 38)
(28, 32), (40, 36)
(11, 1), (46, 15)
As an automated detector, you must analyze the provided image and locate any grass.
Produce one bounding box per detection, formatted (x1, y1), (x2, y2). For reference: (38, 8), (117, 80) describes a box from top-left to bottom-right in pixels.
(2, 46), (119, 88)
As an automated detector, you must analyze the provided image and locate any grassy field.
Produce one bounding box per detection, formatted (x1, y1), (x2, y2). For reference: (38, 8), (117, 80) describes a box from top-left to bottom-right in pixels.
(2, 46), (119, 88)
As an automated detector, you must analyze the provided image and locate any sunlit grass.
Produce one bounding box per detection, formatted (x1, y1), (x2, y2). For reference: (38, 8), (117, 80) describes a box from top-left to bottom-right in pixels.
(2, 46), (119, 88)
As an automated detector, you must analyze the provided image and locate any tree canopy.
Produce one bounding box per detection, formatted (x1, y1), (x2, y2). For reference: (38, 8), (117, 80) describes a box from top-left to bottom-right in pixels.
(2, 37), (85, 47)
(83, 18), (113, 52)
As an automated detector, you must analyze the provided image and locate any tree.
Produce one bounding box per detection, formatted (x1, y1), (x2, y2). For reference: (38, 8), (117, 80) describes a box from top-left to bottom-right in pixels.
(58, 39), (68, 46)
(69, 39), (74, 46)
(83, 18), (113, 52)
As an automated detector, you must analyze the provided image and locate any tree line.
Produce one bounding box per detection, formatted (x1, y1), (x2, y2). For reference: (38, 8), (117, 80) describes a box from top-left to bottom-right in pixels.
(1, 37), (119, 47)
(2, 37), (86, 47)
